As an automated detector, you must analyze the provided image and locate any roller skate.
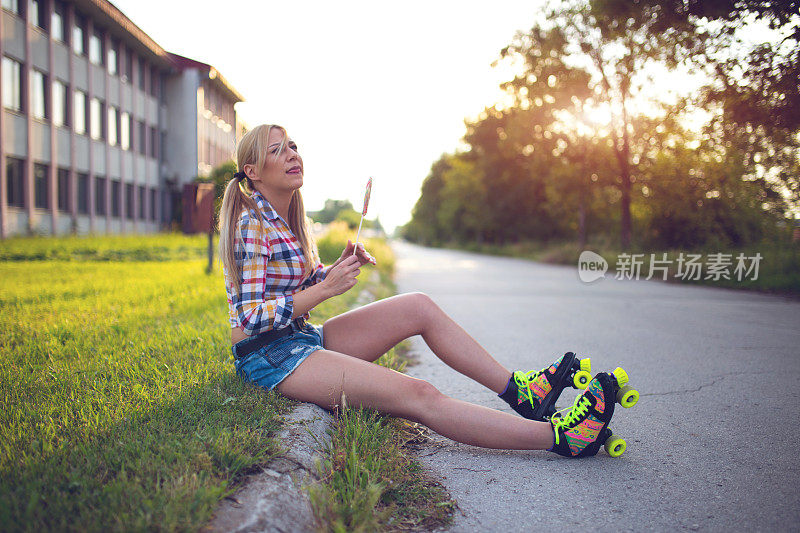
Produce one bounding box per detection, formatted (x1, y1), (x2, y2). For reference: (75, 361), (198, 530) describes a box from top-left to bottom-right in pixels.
(549, 367), (637, 458)
(498, 352), (593, 421)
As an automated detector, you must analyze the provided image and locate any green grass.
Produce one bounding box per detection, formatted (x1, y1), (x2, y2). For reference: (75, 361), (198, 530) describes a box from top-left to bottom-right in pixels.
(308, 402), (455, 533)
(307, 341), (455, 533)
(0, 233), (211, 262)
(0, 258), (294, 532)
(0, 232), (365, 531)
(1, 231), (453, 532)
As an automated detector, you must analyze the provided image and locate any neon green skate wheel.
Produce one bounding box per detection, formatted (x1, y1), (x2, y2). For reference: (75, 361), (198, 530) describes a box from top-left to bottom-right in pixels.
(604, 434), (626, 458)
(573, 370), (591, 389)
(611, 367), (629, 388)
(617, 385), (639, 408)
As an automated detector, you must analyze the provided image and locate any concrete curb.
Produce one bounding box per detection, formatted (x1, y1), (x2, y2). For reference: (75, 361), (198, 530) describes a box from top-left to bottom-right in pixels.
(204, 403), (334, 533)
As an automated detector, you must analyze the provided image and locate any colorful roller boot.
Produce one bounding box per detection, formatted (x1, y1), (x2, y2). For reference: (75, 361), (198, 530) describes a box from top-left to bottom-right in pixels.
(498, 352), (592, 421)
(548, 367), (636, 458)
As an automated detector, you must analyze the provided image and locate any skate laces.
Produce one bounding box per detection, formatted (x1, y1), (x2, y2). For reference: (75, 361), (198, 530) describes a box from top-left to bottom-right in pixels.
(551, 394), (591, 445)
(513, 369), (543, 406)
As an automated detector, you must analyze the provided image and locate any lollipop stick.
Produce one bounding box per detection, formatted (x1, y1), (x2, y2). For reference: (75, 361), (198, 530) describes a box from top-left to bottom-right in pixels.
(353, 177), (373, 256)
(353, 217), (364, 255)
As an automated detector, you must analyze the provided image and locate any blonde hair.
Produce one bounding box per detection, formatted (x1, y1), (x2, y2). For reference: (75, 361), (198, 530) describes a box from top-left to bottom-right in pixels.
(219, 124), (320, 293)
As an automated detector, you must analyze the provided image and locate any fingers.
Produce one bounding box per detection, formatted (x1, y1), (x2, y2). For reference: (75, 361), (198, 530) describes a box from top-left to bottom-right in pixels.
(354, 242), (377, 265)
(341, 254), (360, 267)
(332, 254), (360, 273)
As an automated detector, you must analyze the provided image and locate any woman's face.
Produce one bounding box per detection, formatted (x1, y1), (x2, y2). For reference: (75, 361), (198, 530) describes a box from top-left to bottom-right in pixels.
(252, 128), (303, 193)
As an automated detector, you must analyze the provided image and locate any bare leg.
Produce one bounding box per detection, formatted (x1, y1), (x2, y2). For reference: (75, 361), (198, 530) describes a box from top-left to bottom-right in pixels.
(322, 293), (513, 394)
(277, 350), (553, 450)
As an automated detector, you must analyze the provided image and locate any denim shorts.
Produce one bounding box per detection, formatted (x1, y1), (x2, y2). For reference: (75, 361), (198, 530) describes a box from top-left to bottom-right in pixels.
(232, 323), (325, 390)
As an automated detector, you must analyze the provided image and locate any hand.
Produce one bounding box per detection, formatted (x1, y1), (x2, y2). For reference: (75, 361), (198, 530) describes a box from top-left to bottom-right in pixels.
(321, 255), (362, 297)
(333, 240), (377, 268)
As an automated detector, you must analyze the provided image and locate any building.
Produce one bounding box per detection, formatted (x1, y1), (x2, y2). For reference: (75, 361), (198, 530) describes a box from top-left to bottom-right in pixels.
(0, 0), (244, 238)
(164, 53), (243, 187)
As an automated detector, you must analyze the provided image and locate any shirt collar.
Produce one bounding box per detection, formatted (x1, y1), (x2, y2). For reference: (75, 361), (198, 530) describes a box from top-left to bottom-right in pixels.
(252, 190), (281, 222)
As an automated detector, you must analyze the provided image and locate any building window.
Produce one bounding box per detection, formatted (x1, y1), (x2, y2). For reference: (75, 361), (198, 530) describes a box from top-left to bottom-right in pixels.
(111, 179), (120, 216)
(57, 168), (70, 212)
(107, 41), (118, 76)
(125, 183), (134, 219)
(34, 163), (49, 208)
(52, 80), (67, 127)
(89, 30), (103, 65)
(138, 186), (145, 219)
(90, 97), (103, 140)
(72, 15), (85, 55)
(150, 188), (157, 221)
(6, 157), (24, 208)
(150, 67), (159, 97)
(2, 57), (22, 112)
(123, 47), (132, 83)
(137, 121), (146, 155)
(137, 59), (145, 91)
(76, 173), (88, 214)
(51, 1), (65, 42)
(120, 112), (131, 150)
(73, 90), (86, 134)
(31, 70), (47, 120)
(95, 175), (106, 215)
(149, 126), (158, 159)
(2, 0), (20, 15)
(107, 106), (118, 146)
(30, 0), (46, 30)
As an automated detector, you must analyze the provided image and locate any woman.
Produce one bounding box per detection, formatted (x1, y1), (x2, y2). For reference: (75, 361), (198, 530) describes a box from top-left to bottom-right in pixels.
(219, 124), (633, 459)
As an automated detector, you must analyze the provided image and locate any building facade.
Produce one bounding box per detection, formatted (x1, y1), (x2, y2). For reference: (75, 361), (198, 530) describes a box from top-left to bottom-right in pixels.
(0, 0), (243, 238)
(164, 53), (242, 188)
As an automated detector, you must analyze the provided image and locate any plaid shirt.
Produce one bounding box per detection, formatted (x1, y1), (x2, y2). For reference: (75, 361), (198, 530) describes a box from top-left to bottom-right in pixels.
(225, 191), (326, 336)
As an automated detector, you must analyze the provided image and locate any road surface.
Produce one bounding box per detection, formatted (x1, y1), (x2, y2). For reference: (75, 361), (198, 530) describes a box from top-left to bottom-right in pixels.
(393, 241), (800, 532)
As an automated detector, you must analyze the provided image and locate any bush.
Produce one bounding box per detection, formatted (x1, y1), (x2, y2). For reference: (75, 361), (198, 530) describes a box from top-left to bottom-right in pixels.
(316, 222), (394, 276)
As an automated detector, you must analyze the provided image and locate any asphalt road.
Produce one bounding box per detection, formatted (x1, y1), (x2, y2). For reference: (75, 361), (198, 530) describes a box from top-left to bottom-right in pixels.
(392, 240), (800, 532)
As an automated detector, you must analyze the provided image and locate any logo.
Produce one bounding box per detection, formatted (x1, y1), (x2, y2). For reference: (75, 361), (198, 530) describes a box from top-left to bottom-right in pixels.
(578, 251), (608, 283)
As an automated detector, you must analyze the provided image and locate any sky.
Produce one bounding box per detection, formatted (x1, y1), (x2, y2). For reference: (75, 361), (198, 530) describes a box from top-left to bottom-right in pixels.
(110, 0), (550, 231)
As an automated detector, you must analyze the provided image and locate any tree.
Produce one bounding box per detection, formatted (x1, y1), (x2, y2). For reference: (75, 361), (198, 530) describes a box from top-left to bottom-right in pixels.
(403, 155), (452, 245)
(196, 160), (236, 232)
(595, 0), (800, 211)
(498, 0), (709, 248)
(308, 199), (355, 224)
(405, 0), (796, 251)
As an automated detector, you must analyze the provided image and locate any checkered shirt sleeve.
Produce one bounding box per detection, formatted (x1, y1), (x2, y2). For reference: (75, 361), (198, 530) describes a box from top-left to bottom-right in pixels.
(302, 262), (328, 288)
(227, 213), (295, 336)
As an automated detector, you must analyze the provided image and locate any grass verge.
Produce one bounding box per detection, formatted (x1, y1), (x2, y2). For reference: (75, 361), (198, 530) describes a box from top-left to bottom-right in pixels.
(0, 254), (293, 531)
(454, 237), (800, 296)
(308, 232), (456, 532)
(306, 346), (456, 532)
(1, 230), (453, 532)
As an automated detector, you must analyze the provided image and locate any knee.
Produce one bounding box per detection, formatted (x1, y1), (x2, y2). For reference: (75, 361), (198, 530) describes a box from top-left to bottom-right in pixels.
(404, 292), (439, 322)
(405, 377), (444, 406)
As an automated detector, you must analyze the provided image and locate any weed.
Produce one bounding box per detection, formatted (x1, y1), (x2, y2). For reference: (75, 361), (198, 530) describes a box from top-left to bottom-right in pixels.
(307, 343), (453, 532)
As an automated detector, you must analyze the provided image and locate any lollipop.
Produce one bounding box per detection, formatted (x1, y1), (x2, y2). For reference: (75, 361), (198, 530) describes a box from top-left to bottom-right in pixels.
(353, 177), (372, 254)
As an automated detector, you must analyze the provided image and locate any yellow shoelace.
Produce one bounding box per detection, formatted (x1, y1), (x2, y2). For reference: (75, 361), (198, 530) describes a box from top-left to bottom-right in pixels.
(513, 369), (542, 407)
(551, 394), (591, 445)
